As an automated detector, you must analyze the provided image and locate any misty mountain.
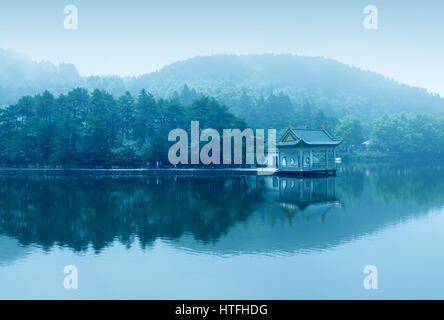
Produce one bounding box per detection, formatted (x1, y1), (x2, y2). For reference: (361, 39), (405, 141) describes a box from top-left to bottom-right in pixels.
(126, 54), (444, 120)
(1, 50), (444, 126)
(0, 49), (82, 106)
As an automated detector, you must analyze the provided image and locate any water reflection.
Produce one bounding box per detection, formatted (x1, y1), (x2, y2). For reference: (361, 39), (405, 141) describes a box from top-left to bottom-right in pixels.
(278, 177), (340, 223)
(0, 236), (31, 266)
(0, 175), (266, 253)
(0, 164), (443, 261)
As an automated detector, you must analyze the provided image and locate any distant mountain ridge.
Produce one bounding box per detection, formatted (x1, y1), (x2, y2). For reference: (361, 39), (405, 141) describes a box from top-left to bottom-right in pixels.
(1, 50), (443, 123)
(0, 49), (82, 106)
(126, 54), (444, 117)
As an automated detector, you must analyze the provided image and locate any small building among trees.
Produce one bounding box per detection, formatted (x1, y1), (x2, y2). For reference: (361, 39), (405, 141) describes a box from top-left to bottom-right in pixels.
(277, 127), (342, 176)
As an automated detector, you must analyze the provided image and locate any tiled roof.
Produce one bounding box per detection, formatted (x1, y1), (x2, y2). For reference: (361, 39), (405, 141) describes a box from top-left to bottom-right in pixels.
(278, 128), (342, 147)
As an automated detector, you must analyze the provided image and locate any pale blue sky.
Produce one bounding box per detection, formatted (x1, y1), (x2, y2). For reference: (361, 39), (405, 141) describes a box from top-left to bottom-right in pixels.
(0, 0), (443, 96)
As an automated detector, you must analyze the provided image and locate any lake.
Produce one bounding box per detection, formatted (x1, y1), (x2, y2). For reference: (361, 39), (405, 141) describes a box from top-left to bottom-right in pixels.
(1, 163), (444, 299)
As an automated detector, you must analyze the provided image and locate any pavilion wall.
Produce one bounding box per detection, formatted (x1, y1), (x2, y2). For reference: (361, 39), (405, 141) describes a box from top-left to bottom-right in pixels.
(278, 145), (336, 172)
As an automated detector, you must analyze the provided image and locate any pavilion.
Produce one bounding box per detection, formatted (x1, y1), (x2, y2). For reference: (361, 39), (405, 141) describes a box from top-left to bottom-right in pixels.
(276, 127), (342, 176)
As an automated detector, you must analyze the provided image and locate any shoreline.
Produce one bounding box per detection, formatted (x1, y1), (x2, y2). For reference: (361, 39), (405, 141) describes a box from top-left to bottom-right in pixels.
(0, 167), (278, 176)
(342, 151), (444, 163)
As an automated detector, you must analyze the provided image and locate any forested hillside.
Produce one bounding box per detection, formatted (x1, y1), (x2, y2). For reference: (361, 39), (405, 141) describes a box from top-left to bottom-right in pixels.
(2, 49), (444, 164)
(0, 89), (244, 167)
(2, 50), (444, 132)
(0, 50), (82, 105)
(126, 55), (444, 119)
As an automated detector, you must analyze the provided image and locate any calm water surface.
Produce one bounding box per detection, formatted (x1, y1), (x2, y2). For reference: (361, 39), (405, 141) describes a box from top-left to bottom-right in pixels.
(1, 164), (444, 299)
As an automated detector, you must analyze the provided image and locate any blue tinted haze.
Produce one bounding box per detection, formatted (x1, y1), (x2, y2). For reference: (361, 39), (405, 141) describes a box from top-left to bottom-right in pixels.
(0, 0), (443, 95)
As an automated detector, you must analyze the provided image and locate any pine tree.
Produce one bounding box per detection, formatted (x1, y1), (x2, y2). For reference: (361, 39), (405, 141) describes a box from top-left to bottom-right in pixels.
(134, 89), (157, 144)
(117, 91), (135, 141)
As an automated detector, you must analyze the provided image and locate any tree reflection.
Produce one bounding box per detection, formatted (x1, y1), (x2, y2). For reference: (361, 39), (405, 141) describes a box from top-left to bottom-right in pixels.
(0, 175), (266, 252)
(1, 164), (444, 256)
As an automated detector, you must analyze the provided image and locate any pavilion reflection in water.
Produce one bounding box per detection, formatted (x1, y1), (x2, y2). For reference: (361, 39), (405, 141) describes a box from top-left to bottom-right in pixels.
(276, 176), (341, 221)
(0, 174), (348, 257)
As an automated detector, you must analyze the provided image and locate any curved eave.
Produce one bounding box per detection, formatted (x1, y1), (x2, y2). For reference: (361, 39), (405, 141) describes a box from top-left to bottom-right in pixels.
(277, 139), (342, 148)
(304, 140), (343, 147)
(279, 199), (340, 211)
(277, 139), (302, 147)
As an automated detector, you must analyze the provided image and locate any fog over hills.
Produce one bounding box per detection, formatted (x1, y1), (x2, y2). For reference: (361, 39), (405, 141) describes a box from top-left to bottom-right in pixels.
(0, 49), (82, 106)
(1, 49), (443, 123)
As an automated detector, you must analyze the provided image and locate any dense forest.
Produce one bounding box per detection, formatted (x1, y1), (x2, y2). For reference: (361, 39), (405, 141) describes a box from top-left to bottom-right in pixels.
(372, 113), (444, 154)
(1, 86), (444, 168)
(1, 50), (444, 167)
(0, 88), (244, 167)
(2, 50), (444, 130)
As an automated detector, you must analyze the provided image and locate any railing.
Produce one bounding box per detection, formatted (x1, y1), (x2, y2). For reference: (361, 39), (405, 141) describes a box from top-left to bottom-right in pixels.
(312, 163), (328, 170)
